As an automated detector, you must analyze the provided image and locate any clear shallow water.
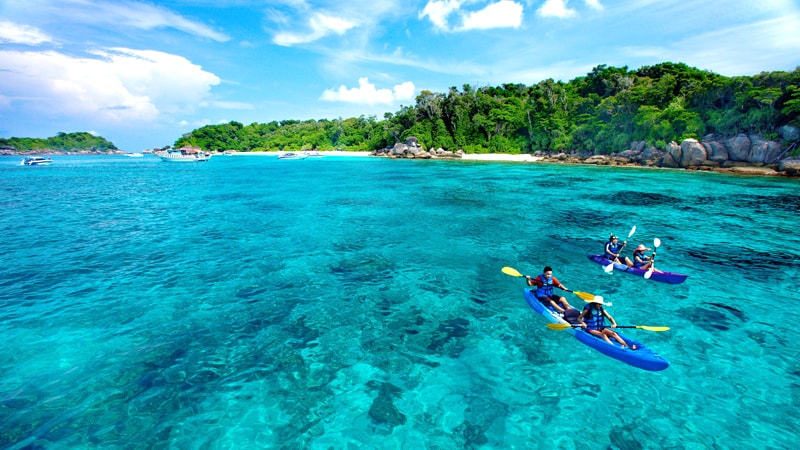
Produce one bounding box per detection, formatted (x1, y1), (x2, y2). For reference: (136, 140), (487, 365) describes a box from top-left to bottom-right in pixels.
(1, 155), (798, 449)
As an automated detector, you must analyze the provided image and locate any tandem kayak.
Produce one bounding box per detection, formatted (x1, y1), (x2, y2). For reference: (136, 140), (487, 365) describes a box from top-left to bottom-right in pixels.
(587, 254), (688, 284)
(523, 289), (669, 371)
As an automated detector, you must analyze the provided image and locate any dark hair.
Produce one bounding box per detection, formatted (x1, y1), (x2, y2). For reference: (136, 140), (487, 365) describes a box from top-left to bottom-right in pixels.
(610, 234), (618, 240)
(543, 266), (553, 273)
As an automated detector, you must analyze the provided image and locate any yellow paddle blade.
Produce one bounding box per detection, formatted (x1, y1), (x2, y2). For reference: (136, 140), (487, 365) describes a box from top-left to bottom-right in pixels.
(572, 291), (596, 301)
(501, 266), (523, 277)
(637, 326), (670, 332)
(546, 323), (573, 330)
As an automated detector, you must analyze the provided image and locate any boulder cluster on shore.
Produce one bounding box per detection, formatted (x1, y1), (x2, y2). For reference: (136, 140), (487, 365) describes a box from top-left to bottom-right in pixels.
(375, 127), (800, 177)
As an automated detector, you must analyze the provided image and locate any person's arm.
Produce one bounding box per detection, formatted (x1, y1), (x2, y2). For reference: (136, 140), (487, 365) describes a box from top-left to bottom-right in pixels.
(605, 310), (618, 328)
(605, 243), (618, 257)
(577, 309), (588, 327)
(553, 276), (568, 291)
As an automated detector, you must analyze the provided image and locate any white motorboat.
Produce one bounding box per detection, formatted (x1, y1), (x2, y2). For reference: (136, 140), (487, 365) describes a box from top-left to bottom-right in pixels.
(278, 152), (306, 160)
(21, 156), (53, 166)
(157, 148), (211, 162)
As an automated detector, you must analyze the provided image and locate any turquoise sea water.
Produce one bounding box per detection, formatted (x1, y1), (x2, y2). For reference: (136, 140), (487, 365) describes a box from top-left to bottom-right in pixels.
(1, 154), (798, 449)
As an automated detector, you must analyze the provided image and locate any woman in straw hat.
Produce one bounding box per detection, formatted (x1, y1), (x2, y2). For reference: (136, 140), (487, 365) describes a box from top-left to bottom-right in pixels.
(632, 244), (654, 271)
(578, 297), (635, 349)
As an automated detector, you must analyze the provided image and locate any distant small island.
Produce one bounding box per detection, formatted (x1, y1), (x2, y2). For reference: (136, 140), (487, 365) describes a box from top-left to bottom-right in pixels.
(0, 132), (118, 154)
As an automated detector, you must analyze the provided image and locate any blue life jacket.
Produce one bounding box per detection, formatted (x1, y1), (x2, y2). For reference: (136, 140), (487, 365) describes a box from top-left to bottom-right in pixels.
(535, 273), (555, 298)
(633, 250), (648, 268)
(583, 304), (606, 331)
(604, 241), (621, 260)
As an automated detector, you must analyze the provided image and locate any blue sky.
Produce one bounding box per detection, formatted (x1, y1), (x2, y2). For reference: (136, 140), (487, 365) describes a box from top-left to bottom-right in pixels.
(1, 0), (799, 152)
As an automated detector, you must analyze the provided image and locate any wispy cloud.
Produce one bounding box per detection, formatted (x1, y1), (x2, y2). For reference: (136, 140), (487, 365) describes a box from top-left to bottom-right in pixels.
(273, 13), (357, 46)
(7, 0), (230, 41)
(643, 13), (800, 76)
(0, 20), (53, 45)
(320, 77), (415, 104)
(585, 0), (604, 11)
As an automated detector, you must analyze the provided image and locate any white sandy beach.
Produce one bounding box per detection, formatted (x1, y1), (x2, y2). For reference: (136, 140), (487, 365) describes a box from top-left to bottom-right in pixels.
(231, 151), (543, 162)
(231, 151), (371, 157)
(459, 153), (543, 162)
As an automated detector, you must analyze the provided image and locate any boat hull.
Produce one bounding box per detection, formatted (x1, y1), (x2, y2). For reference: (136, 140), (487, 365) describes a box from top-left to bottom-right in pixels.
(22, 157), (53, 166)
(587, 254), (688, 284)
(158, 155), (211, 162)
(523, 289), (669, 371)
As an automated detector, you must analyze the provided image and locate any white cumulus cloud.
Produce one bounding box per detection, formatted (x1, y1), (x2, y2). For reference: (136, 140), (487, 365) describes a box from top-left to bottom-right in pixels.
(421, 0), (524, 32)
(320, 78), (416, 104)
(460, 0), (523, 30)
(0, 47), (221, 123)
(419, 0), (462, 30)
(537, 0), (577, 19)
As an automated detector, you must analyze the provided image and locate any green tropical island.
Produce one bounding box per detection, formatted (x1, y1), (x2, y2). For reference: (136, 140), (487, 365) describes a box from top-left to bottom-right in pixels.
(3, 62), (800, 175)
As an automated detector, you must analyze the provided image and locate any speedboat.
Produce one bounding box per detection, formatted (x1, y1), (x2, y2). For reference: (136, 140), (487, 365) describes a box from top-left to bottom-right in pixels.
(278, 152), (306, 160)
(304, 151), (324, 158)
(21, 156), (53, 166)
(157, 148), (211, 162)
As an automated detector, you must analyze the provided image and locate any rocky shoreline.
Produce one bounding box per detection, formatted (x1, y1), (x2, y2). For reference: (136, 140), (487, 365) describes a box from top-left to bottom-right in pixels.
(374, 128), (800, 177)
(6, 129), (800, 177)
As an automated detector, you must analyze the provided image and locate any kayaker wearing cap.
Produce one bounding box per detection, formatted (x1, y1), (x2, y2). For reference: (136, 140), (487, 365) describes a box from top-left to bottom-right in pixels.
(604, 234), (633, 267)
(632, 244), (654, 270)
(525, 266), (574, 314)
(578, 297), (635, 349)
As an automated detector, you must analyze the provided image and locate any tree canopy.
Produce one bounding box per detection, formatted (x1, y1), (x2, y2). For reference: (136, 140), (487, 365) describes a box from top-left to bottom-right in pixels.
(0, 132), (118, 153)
(176, 63), (800, 156)
(4, 63), (799, 156)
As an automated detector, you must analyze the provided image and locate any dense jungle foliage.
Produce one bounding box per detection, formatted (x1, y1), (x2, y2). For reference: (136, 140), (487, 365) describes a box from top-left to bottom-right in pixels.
(175, 63), (800, 155)
(0, 132), (118, 152)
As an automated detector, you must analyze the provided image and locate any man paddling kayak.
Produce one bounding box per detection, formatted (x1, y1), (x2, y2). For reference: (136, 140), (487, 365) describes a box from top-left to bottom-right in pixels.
(605, 234), (633, 267)
(525, 266), (574, 313)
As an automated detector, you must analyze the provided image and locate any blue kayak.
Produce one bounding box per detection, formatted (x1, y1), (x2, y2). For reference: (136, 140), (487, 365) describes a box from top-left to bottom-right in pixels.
(587, 254), (688, 284)
(523, 289), (669, 371)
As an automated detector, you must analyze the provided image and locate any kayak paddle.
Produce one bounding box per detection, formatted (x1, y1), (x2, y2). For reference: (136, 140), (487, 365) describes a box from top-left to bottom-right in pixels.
(604, 225), (636, 273)
(501, 267), (596, 301)
(618, 225), (636, 252)
(546, 323), (670, 332)
(501, 266), (527, 277)
(564, 289), (597, 301)
(644, 237), (661, 279)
